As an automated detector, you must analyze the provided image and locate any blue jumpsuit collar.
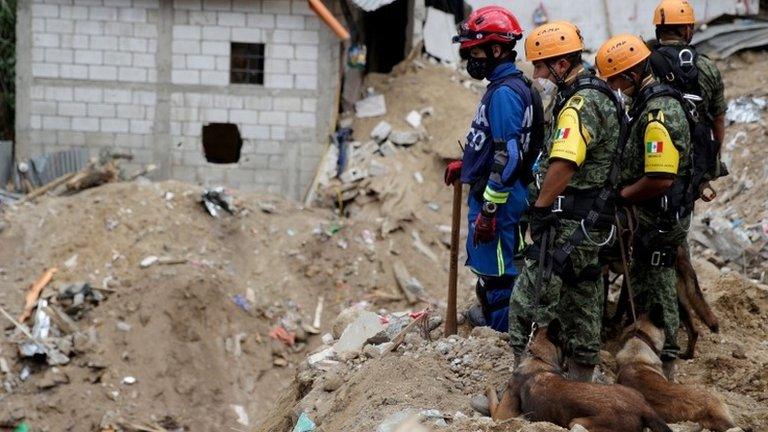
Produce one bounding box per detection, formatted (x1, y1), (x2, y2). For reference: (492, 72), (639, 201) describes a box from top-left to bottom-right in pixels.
(488, 62), (518, 82)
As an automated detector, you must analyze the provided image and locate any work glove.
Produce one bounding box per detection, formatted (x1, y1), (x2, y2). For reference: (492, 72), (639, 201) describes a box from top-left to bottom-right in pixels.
(473, 203), (497, 246)
(444, 160), (463, 186)
(529, 205), (558, 241)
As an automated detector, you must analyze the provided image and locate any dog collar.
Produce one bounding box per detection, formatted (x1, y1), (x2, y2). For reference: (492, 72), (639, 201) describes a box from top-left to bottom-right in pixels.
(625, 329), (663, 357)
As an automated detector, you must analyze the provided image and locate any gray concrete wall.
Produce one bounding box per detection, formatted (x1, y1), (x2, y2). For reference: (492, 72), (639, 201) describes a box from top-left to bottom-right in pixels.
(16, 0), (340, 200)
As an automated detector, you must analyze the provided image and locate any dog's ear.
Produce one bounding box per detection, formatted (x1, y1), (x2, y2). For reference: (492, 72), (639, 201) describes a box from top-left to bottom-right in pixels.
(648, 303), (665, 329)
(545, 318), (562, 343)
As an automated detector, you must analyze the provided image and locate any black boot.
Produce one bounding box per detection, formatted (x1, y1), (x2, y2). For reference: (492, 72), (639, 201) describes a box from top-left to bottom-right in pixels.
(466, 304), (487, 327)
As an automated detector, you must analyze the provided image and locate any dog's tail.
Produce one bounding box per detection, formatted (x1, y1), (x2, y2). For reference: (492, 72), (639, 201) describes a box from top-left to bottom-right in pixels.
(676, 246), (719, 332)
(643, 413), (673, 432)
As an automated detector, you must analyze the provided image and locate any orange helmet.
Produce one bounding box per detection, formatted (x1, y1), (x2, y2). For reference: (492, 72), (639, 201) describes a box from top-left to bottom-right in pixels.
(595, 34), (652, 78)
(525, 21), (584, 62)
(653, 0), (695, 25)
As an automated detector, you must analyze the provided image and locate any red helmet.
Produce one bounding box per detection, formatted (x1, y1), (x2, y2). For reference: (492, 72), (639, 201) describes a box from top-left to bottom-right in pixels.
(453, 6), (523, 51)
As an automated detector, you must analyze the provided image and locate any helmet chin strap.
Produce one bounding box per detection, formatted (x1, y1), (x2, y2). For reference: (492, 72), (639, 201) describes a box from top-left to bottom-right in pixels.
(545, 60), (576, 90)
(619, 71), (641, 96)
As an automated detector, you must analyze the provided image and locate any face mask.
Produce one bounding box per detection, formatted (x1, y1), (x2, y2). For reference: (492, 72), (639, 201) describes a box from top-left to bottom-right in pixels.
(466, 57), (488, 80)
(536, 77), (557, 99)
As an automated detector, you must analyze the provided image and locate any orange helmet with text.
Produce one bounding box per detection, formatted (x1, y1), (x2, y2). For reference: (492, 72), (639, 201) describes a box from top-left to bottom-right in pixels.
(653, 0), (695, 25)
(595, 34), (652, 78)
(525, 21), (584, 62)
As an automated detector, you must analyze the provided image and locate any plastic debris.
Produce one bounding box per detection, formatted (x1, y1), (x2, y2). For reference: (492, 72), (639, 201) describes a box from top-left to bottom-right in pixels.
(201, 187), (236, 218)
(292, 412), (316, 432)
(14, 423), (29, 432)
(232, 294), (252, 312)
(231, 404), (249, 426)
(269, 326), (296, 347)
(19, 300), (69, 365)
(140, 256), (158, 268)
(122, 376), (137, 385)
(726, 97), (767, 123)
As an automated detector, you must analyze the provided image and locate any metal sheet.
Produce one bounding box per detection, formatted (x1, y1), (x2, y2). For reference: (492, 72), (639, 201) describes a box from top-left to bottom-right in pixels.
(349, 0), (397, 12)
(0, 141), (11, 189)
(29, 148), (89, 186)
(692, 21), (768, 45)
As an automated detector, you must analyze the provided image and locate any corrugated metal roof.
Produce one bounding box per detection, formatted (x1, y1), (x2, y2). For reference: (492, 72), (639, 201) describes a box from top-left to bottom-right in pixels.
(28, 148), (89, 186)
(349, 0), (397, 12)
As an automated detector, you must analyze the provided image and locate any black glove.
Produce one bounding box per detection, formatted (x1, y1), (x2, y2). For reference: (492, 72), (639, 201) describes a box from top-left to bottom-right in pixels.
(529, 205), (558, 241)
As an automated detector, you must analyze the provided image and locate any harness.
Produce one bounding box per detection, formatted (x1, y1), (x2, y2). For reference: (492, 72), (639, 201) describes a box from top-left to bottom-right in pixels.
(623, 327), (663, 358)
(528, 76), (628, 284)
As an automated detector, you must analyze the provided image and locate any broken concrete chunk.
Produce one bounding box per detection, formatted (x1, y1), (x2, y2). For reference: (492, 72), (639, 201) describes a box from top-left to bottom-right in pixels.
(370, 121), (393, 143)
(406, 110), (422, 128)
(378, 141), (397, 157)
(389, 130), (419, 146)
(368, 159), (389, 177)
(339, 167), (368, 184)
(355, 94), (387, 118)
(332, 307), (364, 339)
(333, 311), (385, 354)
(36, 367), (69, 389)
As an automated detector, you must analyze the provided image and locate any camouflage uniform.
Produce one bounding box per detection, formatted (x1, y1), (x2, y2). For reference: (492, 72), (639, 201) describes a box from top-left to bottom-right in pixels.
(508, 71), (620, 366)
(622, 86), (692, 360)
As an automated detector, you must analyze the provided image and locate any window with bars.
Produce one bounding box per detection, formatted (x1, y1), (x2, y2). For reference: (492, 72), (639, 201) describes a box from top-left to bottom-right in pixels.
(230, 42), (265, 85)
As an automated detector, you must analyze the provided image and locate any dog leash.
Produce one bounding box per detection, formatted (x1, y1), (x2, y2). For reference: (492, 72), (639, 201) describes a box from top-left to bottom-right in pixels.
(615, 207), (638, 326)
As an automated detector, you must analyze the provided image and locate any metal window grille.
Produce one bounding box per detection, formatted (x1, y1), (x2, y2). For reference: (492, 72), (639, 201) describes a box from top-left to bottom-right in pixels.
(230, 42), (265, 85)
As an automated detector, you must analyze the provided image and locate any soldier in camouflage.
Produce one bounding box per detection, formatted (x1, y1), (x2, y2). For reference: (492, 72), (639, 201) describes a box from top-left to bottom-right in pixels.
(507, 22), (622, 382)
(597, 34), (693, 380)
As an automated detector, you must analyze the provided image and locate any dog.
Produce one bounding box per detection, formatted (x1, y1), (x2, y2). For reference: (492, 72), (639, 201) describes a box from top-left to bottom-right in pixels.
(615, 305), (736, 432)
(604, 244), (719, 359)
(487, 321), (671, 432)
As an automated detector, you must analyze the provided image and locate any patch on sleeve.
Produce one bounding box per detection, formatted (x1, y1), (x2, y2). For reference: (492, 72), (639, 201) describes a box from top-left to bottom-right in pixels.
(549, 107), (587, 166)
(565, 95), (585, 111)
(643, 120), (679, 175)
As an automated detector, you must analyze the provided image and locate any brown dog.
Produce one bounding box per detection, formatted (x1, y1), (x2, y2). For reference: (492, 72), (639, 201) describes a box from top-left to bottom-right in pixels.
(604, 244), (719, 359)
(615, 306), (736, 432)
(487, 322), (671, 432)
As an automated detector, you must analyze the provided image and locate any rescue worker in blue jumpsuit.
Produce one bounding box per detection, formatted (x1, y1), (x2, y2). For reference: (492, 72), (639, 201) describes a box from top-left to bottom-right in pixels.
(446, 6), (534, 332)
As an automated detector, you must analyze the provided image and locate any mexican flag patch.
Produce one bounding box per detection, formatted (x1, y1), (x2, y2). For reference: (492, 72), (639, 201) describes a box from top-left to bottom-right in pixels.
(555, 128), (570, 140)
(646, 141), (664, 153)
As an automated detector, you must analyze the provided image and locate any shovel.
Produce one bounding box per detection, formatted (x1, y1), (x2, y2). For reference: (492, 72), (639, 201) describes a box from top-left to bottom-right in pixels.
(445, 179), (462, 335)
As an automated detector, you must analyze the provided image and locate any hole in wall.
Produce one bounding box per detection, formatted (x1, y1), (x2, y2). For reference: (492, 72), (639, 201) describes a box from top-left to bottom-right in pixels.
(202, 123), (242, 164)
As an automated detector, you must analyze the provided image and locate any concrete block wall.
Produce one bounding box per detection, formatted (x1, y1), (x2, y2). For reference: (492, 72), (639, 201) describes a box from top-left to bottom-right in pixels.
(17, 0), (339, 199)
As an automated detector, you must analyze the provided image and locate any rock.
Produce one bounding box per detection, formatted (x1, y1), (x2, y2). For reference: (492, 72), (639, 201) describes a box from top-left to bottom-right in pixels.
(363, 344), (382, 358)
(379, 141), (397, 157)
(321, 333), (334, 345)
(0, 221), (5, 233)
(435, 341), (451, 355)
(116, 321), (132, 332)
(366, 330), (390, 345)
(732, 347), (747, 359)
(339, 350), (360, 361)
(322, 370), (344, 392)
(36, 367), (69, 389)
(389, 130), (419, 146)
(521, 422), (569, 432)
(332, 308), (365, 339)
(469, 394), (490, 416)
(340, 167), (367, 184)
(334, 311), (386, 354)
(368, 159), (389, 177)
(406, 110), (422, 128)
(470, 326), (505, 339)
(570, 425), (589, 432)
(370, 121), (393, 143)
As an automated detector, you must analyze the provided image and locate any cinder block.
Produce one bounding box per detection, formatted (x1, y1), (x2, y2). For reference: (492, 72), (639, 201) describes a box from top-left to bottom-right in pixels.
(247, 13), (275, 28)
(104, 89), (132, 103)
(290, 0), (314, 16)
(215, 56), (229, 71)
(172, 39), (200, 54)
(32, 18), (46, 32)
(74, 21), (103, 35)
(288, 112), (314, 128)
(134, 0), (161, 8)
(268, 43), (294, 59)
(302, 98), (316, 112)
(264, 73), (293, 89)
(262, 1), (290, 14)
(34, 4), (60, 19)
(74, 87), (103, 103)
(75, 49), (103, 65)
(45, 48), (74, 64)
(289, 59), (316, 75)
(119, 67), (149, 82)
(229, 109), (257, 124)
(190, 11), (217, 25)
(88, 103), (117, 118)
(59, 102), (87, 117)
(276, 14), (304, 30)
(172, 70), (201, 84)
(42, 116), (71, 131)
(34, 33), (60, 48)
(101, 118), (130, 133)
(254, 140), (281, 154)
(218, 11), (246, 27)
(46, 18), (75, 34)
(30, 115), (42, 130)
(231, 27), (261, 43)
(273, 97), (301, 111)
(119, 7), (147, 22)
(294, 74), (316, 90)
(264, 59), (287, 74)
(174, 0), (202, 11)
(244, 97), (271, 110)
(172, 165), (199, 183)
(119, 37), (149, 52)
(271, 29), (290, 43)
(91, 35), (119, 51)
(232, 0), (257, 12)
(104, 51), (133, 66)
(201, 108), (228, 121)
(105, 21), (134, 37)
(134, 23), (158, 38)
(133, 91), (156, 105)
(130, 120), (153, 134)
(201, 40), (229, 55)
(71, 117), (100, 132)
(200, 70), (229, 86)
(32, 48), (45, 62)
(295, 44), (318, 60)
(57, 131), (86, 146)
(268, 154), (285, 169)
(89, 7), (118, 21)
(291, 30), (318, 44)
(31, 101), (58, 116)
(117, 104), (144, 119)
(45, 86), (74, 102)
(173, 24), (202, 40)
(114, 133), (146, 149)
(133, 53), (155, 68)
(202, 0), (232, 11)
(61, 34), (90, 49)
(227, 169), (256, 186)
(202, 25), (230, 40)
(187, 54), (215, 70)
(89, 65), (118, 80)
(241, 125), (270, 139)
(270, 126), (286, 140)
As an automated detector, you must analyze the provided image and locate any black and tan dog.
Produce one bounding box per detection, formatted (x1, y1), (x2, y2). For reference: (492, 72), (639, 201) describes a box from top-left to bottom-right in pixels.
(604, 244), (719, 359)
(616, 306), (736, 432)
(487, 322), (671, 432)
